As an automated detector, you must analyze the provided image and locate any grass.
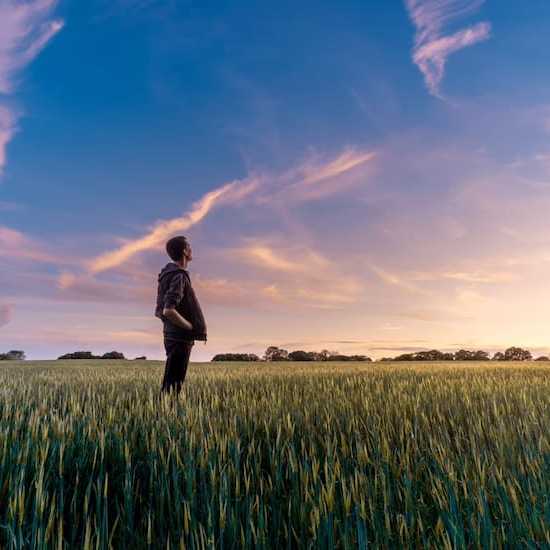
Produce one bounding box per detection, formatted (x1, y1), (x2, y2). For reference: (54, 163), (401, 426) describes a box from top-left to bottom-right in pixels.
(0, 360), (548, 549)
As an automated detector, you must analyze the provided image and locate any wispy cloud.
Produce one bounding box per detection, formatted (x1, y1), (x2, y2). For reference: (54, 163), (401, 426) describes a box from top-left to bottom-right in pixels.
(55, 271), (152, 304)
(404, 0), (491, 97)
(410, 269), (518, 284)
(0, 0), (63, 173)
(0, 0), (63, 93)
(0, 107), (16, 175)
(230, 240), (364, 308)
(88, 178), (260, 273)
(235, 242), (330, 274)
(368, 264), (432, 296)
(0, 224), (60, 263)
(262, 147), (377, 203)
(88, 146), (375, 274)
(238, 245), (301, 273)
(300, 149), (376, 186)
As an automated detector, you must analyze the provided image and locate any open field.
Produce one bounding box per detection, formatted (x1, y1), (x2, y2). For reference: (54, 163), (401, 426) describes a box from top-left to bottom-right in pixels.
(0, 360), (548, 549)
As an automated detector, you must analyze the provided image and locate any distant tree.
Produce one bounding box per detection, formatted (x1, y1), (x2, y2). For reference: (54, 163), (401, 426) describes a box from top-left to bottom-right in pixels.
(288, 350), (317, 361)
(4, 350), (25, 360)
(212, 353), (260, 362)
(0, 354), (7, 360)
(535, 356), (549, 361)
(393, 353), (415, 361)
(327, 354), (352, 361)
(491, 352), (505, 361)
(348, 355), (372, 362)
(417, 350), (454, 361)
(503, 347), (532, 361)
(392, 350), (454, 361)
(454, 349), (474, 361)
(58, 351), (99, 360)
(101, 351), (126, 360)
(454, 349), (490, 361)
(134, 356), (147, 360)
(263, 346), (289, 361)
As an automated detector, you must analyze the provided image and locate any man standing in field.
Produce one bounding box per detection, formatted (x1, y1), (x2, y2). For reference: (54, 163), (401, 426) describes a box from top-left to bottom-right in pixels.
(155, 235), (207, 396)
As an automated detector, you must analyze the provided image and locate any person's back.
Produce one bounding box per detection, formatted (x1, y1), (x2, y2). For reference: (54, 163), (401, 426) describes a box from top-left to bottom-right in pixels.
(155, 235), (207, 396)
(155, 263), (207, 342)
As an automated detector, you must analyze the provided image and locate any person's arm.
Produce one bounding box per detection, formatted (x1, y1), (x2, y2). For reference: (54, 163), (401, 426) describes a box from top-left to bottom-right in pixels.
(162, 307), (193, 331)
(163, 273), (193, 330)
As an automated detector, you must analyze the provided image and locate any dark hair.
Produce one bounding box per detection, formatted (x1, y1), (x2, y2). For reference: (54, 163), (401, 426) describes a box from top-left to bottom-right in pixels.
(166, 236), (188, 262)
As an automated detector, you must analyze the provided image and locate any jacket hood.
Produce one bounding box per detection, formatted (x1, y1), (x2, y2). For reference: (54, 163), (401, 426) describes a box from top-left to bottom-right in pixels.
(158, 262), (186, 282)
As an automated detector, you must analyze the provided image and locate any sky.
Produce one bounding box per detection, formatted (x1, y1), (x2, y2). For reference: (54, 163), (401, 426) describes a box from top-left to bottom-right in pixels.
(2, 0), (550, 361)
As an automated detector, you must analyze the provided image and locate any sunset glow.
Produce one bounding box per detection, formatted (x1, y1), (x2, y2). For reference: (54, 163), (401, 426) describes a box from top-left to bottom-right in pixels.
(2, 0), (550, 360)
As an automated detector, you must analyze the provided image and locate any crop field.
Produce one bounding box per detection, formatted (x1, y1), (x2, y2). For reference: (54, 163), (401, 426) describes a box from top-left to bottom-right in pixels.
(0, 360), (548, 549)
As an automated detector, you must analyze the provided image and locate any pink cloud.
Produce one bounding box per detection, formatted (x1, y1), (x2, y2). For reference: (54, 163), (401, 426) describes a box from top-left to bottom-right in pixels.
(0, 0), (64, 93)
(0, 0), (63, 173)
(87, 177), (260, 274)
(0, 224), (60, 263)
(410, 269), (518, 284)
(0, 107), (17, 175)
(405, 0), (491, 97)
(257, 148), (377, 204)
(233, 242), (330, 273)
(54, 271), (153, 305)
(414, 23), (490, 96)
(86, 147), (375, 274)
(300, 149), (376, 186)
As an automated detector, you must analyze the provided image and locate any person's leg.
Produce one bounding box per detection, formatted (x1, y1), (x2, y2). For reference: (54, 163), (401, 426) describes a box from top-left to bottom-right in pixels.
(161, 340), (193, 396)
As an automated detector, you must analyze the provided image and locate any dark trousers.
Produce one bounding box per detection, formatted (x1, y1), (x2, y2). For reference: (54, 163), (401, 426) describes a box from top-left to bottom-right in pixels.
(161, 338), (194, 396)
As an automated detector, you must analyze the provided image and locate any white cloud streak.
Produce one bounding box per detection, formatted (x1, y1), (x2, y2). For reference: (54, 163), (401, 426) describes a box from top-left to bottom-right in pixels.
(88, 178), (260, 273)
(0, 0), (63, 173)
(0, 106), (16, 175)
(87, 146), (375, 273)
(404, 0), (491, 97)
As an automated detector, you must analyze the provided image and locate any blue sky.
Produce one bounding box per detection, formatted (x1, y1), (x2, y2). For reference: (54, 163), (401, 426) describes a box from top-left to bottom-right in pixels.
(2, 0), (550, 360)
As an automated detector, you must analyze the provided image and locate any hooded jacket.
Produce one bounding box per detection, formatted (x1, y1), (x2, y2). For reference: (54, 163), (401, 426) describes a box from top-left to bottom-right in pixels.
(155, 262), (207, 342)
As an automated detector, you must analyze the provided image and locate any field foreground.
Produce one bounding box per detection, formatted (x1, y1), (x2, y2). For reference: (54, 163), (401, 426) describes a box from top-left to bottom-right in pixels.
(0, 360), (548, 549)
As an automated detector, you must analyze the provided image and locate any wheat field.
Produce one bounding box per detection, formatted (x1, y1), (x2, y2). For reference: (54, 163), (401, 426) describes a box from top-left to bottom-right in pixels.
(0, 360), (548, 549)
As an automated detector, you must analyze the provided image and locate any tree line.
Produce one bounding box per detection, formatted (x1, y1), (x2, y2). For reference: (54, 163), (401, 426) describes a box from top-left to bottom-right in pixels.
(213, 346), (547, 362)
(212, 352), (372, 361)
(379, 346), (537, 361)
(56, 351), (148, 360)
(0, 350), (25, 360)
(1, 346), (548, 362)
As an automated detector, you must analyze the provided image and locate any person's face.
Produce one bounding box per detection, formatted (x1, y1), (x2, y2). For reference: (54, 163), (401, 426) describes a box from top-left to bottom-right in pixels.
(184, 242), (193, 262)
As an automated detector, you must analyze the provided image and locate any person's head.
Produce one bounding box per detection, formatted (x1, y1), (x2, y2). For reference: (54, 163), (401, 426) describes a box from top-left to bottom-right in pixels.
(166, 235), (192, 264)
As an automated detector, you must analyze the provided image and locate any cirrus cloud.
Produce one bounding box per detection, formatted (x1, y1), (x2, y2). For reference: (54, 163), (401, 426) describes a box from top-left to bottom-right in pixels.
(87, 177), (260, 274)
(0, 0), (64, 174)
(87, 146), (376, 274)
(404, 0), (491, 97)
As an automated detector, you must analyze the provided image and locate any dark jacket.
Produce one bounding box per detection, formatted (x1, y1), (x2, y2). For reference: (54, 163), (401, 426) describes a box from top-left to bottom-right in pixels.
(155, 262), (207, 342)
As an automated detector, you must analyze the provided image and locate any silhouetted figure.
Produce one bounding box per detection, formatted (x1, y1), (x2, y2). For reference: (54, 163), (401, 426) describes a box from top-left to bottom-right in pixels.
(155, 235), (207, 397)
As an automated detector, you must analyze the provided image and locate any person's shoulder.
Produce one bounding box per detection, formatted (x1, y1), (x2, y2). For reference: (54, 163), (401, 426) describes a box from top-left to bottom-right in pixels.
(175, 269), (191, 288)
